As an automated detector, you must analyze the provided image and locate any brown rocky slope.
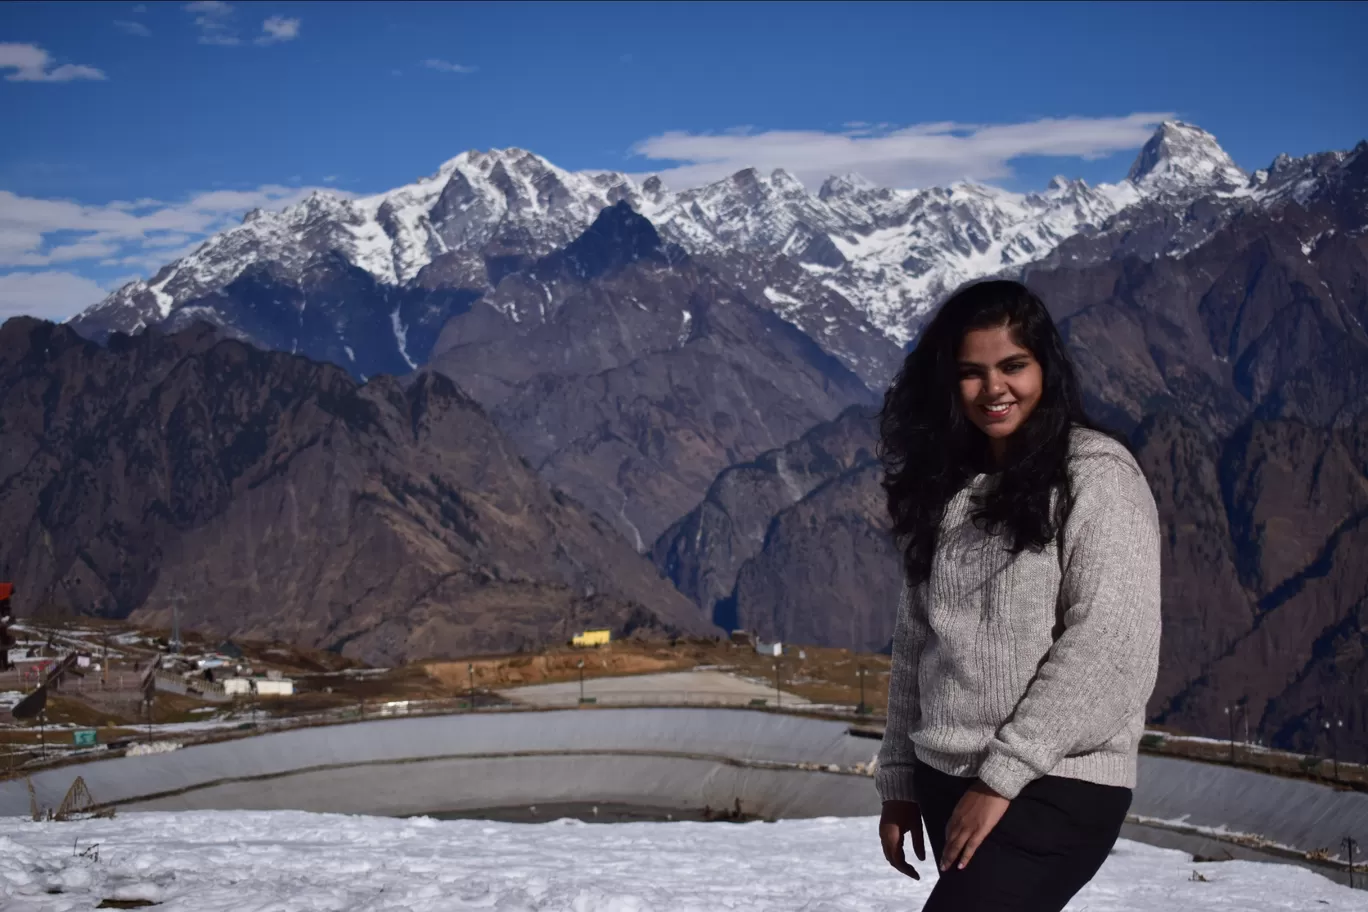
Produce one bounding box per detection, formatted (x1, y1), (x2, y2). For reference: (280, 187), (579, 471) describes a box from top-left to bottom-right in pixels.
(0, 317), (716, 665)
(424, 201), (878, 551)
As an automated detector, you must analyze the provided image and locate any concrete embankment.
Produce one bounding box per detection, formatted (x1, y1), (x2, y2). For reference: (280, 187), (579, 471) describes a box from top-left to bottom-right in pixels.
(4, 707), (1365, 886)
(1127, 753), (1368, 888)
(1, 708), (881, 819)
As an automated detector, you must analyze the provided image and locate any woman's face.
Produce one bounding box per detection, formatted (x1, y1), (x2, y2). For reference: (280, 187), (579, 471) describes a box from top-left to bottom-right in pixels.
(956, 324), (1044, 446)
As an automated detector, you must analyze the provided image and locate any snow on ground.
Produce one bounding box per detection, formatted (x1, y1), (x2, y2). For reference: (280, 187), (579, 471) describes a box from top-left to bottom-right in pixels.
(2, 811), (1364, 911)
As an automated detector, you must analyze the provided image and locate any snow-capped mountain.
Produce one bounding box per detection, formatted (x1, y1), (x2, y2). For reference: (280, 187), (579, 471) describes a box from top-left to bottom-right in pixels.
(1127, 120), (1249, 196)
(70, 121), (1350, 384)
(77, 149), (643, 340)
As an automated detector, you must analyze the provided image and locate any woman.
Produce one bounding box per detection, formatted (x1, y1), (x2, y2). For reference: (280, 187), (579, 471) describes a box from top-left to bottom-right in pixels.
(873, 280), (1161, 912)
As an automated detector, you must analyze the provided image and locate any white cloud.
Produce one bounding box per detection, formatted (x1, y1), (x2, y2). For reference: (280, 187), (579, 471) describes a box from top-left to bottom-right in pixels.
(132, 4), (148, 12)
(629, 113), (1177, 190)
(0, 43), (106, 82)
(184, 0), (239, 46)
(0, 271), (110, 321)
(322, 175), (338, 183)
(0, 183), (340, 276)
(115, 19), (153, 37)
(421, 59), (475, 74)
(256, 16), (301, 45)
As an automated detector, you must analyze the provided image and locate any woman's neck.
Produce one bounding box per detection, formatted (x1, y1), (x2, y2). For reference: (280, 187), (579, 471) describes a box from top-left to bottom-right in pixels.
(988, 436), (1009, 469)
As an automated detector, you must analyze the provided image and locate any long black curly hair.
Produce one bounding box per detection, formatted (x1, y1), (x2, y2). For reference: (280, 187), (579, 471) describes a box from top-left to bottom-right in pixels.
(877, 279), (1118, 586)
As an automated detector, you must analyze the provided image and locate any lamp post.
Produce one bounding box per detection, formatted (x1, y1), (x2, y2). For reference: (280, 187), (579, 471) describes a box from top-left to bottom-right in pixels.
(1344, 836), (1359, 890)
(467, 662), (475, 710)
(578, 659), (585, 704)
(773, 657), (781, 709)
(1324, 718), (1343, 781)
(857, 665), (868, 715)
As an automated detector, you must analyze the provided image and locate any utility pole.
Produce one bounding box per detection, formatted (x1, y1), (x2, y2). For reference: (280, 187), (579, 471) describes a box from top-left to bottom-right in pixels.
(857, 665), (868, 715)
(1344, 836), (1358, 890)
(578, 659), (585, 705)
(773, 657), (781, 709)
(467, 662), (475, 710)
(1223, 704), (1242, 765)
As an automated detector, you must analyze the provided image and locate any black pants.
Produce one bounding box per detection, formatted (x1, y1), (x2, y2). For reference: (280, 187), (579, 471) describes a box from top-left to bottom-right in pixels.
(914, 759), (1131, 912)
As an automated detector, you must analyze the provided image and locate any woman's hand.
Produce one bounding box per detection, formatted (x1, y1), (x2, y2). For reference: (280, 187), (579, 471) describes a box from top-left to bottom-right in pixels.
(878, 799), (926, 880)
(941, 779), (1010, 871)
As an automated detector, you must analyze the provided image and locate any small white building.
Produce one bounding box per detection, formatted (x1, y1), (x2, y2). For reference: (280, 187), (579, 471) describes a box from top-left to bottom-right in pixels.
(223, 676), (295, 697)
(755, 641), (782, 657)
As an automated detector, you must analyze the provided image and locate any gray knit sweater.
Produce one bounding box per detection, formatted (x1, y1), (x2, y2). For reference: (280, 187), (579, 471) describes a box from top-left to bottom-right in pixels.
(875, 428), (1162, 802)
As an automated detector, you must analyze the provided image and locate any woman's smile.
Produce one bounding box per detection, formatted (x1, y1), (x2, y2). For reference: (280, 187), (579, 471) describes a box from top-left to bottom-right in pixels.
(980, 400), (1017, 422)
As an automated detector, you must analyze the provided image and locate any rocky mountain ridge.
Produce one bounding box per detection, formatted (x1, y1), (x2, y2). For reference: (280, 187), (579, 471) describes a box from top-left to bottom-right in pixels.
(70, 121), (1310, 389)
(0, 317), (716, 665)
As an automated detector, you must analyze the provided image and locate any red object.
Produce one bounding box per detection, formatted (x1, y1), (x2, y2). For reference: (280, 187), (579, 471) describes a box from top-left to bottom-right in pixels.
(0, 582), (11, 602)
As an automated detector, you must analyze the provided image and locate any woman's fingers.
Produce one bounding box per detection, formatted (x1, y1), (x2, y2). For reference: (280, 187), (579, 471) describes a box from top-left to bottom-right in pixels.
(911, 818), (926, 862)
(941, 821), (966, 872)
(942, 782), (1011, 870)
(879, 820), (899, 863)
(878, 820), (922, 880)
(955, 830), (986, 870)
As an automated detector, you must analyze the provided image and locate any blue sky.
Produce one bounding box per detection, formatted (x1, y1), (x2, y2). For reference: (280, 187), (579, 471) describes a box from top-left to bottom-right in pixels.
(2, 0), (1365, 319)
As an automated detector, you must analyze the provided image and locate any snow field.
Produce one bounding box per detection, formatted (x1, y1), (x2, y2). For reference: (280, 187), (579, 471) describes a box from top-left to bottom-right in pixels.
(3, 810), (1366, 911)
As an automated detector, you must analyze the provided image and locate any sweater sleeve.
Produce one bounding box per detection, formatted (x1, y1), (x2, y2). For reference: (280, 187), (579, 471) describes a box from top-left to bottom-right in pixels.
(875, 576), (930, 803)
(976, 453), (1163, 800)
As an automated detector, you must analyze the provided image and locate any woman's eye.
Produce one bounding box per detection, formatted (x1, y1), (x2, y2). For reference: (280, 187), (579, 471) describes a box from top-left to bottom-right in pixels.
(1003, 362), (1024, 373)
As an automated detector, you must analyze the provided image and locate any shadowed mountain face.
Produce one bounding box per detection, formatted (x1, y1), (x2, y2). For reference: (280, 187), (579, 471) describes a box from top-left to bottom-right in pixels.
(650, 404), (880, 635)
(654, 145), (1368, 759)
(146, 256), (481, 382)
(0, 318), (715, 665)
(425, 202), (879, 551)
(1026, 146), (1368, 756)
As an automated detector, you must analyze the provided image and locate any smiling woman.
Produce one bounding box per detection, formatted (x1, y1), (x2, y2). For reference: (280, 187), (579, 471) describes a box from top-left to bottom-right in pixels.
(873, 280), (1163, 912)
(955, 323), (1045, 459)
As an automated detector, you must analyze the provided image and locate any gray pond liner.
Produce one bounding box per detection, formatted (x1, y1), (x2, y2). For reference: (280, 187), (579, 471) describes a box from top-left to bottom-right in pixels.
(3, 708), (1365, 885)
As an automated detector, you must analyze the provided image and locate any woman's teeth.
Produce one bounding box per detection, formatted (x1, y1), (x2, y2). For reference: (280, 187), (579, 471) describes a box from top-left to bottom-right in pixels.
(983, 402), (1014, 417)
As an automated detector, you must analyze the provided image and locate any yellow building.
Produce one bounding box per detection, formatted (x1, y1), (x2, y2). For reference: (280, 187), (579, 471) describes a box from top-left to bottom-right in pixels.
(571, 628), (612, 647)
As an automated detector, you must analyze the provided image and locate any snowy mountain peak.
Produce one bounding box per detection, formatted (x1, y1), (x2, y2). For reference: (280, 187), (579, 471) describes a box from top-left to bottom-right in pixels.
(769, 169), (807, 194)
(818, 173), (877, 201)
(1126, 121), (1247, 195)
